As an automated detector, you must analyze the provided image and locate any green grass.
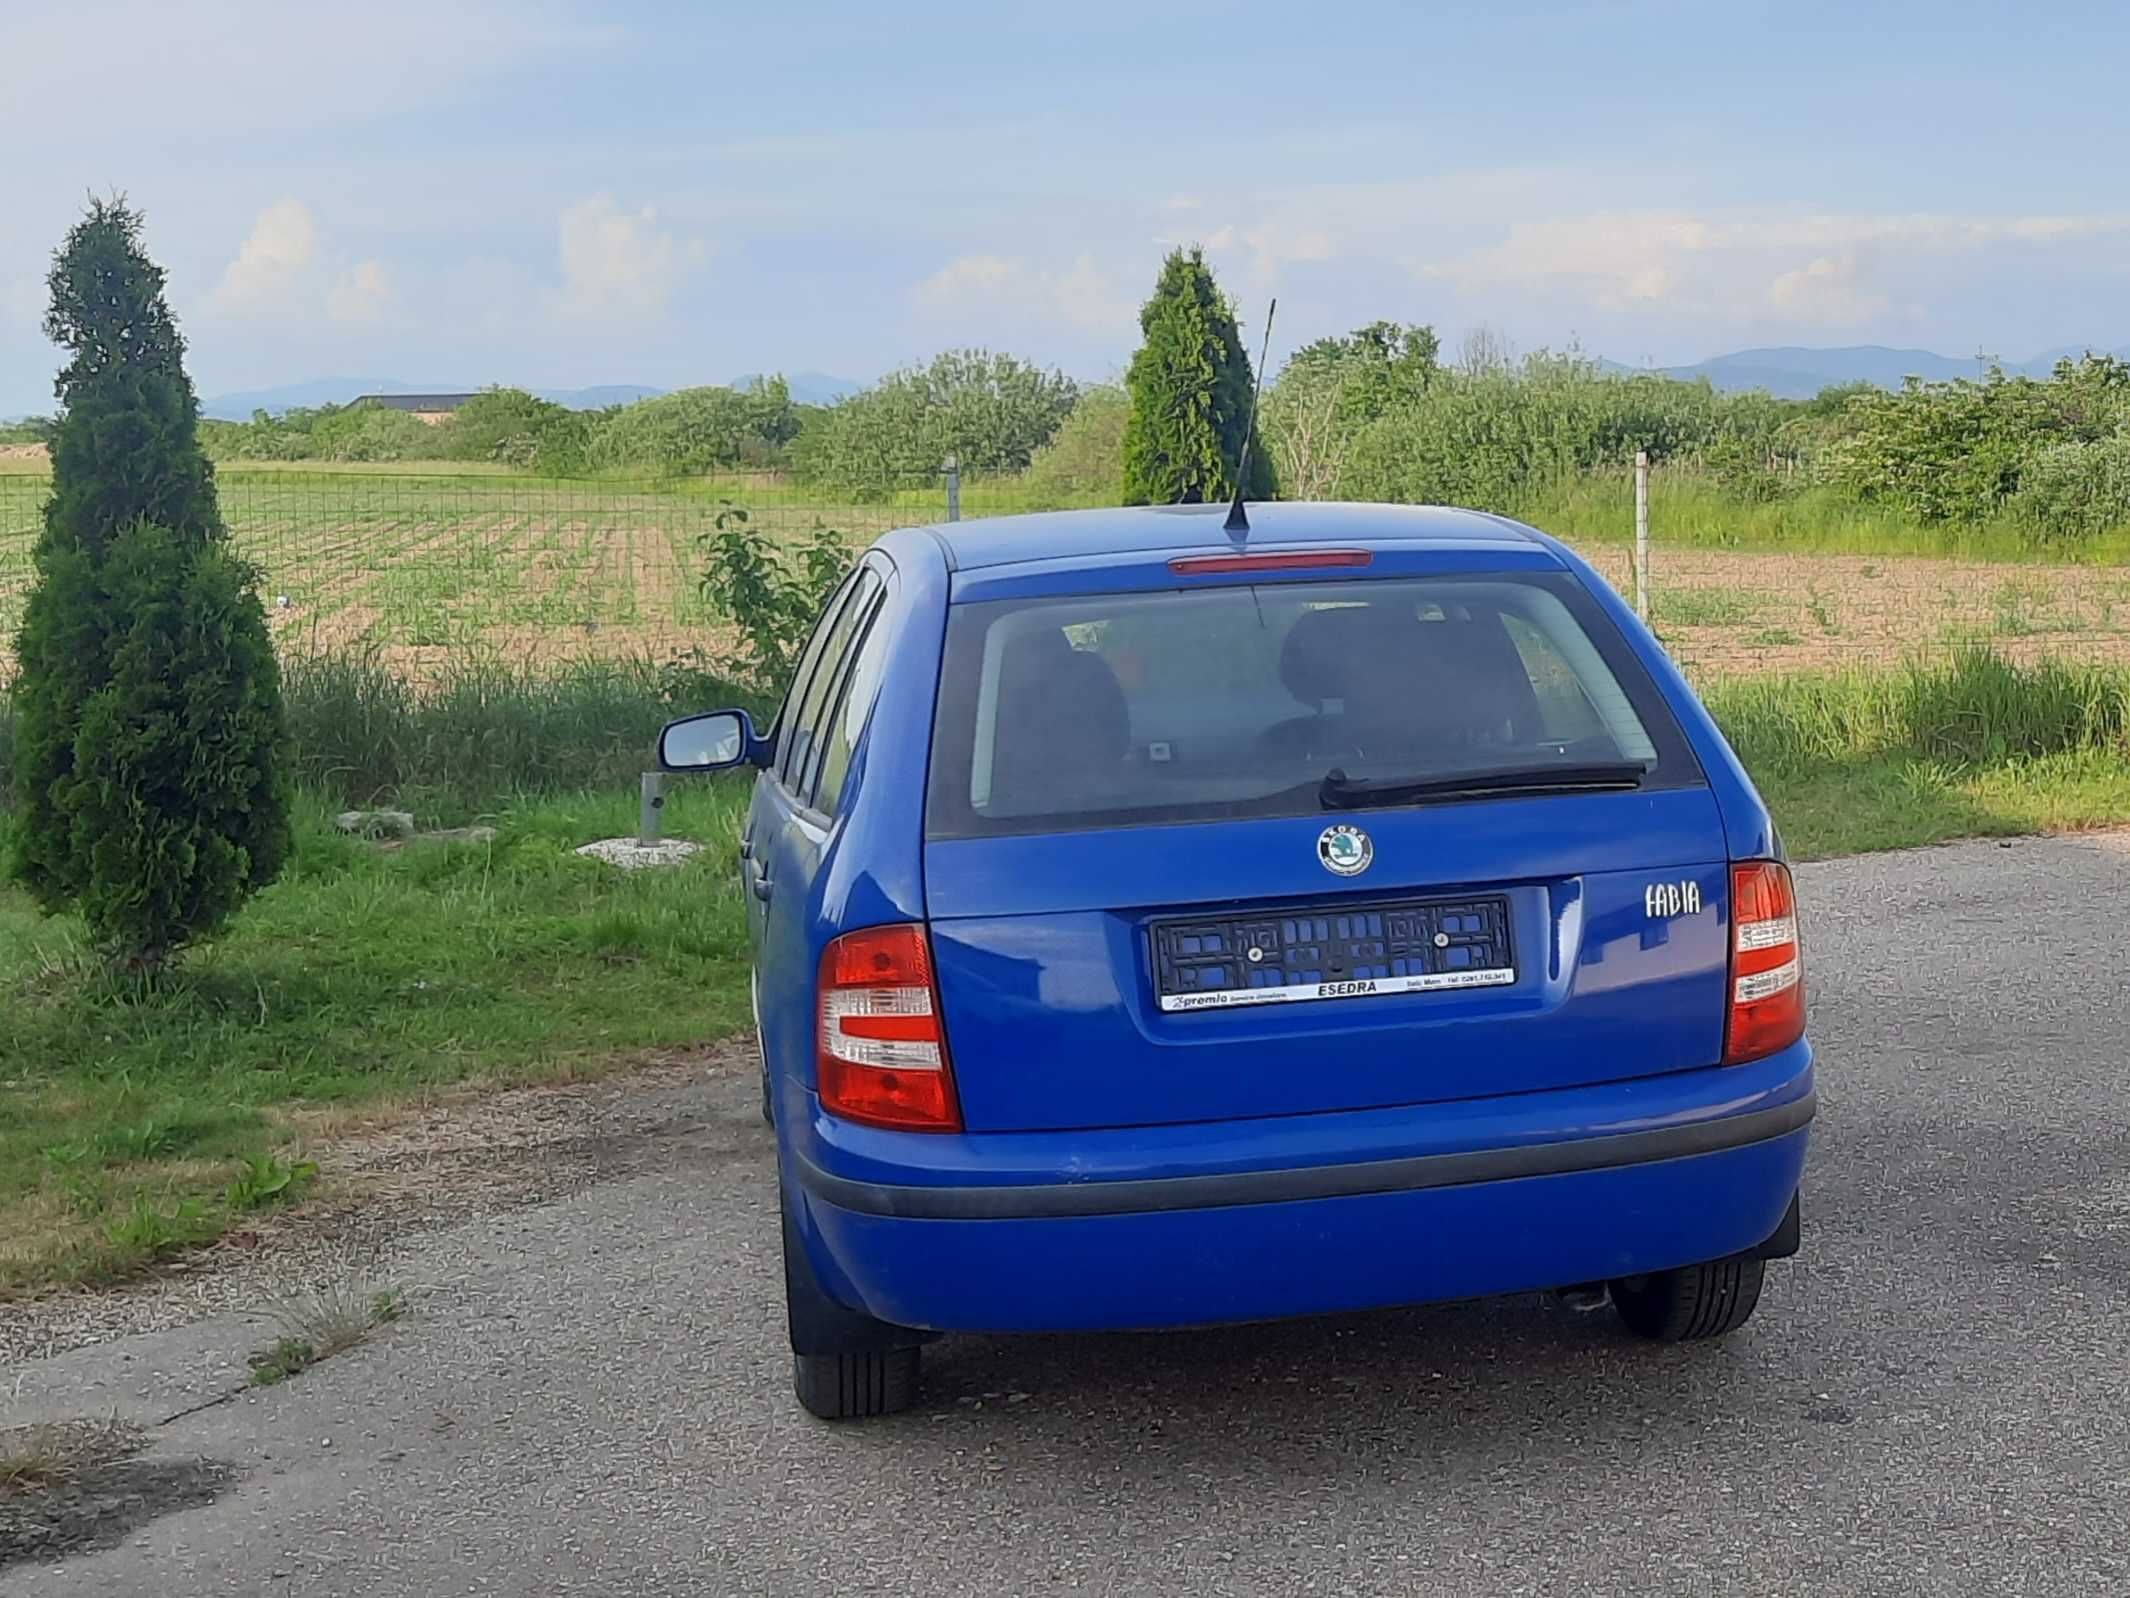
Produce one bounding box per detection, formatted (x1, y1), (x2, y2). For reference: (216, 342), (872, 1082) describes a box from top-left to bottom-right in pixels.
(1703, 647), (2130, 857)
(248, 1282), (404, 1385)
(1519, 471), (2130, 564)
(1652, 585), (1765, 628)
(4, 651), (764, 824)
(0, 783), (753, 1295)
(274, 651), (763, 820)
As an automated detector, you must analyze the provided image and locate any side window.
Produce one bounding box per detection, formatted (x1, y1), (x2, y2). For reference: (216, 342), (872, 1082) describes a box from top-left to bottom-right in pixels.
(812, 588), (894, 816)
(783, 567), (881, 801)
(774, 573), (861, 790)
(1501, 611), (1610, 744)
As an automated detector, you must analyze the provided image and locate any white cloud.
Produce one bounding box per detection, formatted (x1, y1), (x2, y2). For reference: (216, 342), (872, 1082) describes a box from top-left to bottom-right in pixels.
(556, 195), (699, 319)
(1766, 254), (1888, 326)
(914, 252), (1134, 335)
(212, 199), (317, 313)
(918, 253), (1019, 301)
(326, 259), (395, 324)
(1419, 207), (2130, 325)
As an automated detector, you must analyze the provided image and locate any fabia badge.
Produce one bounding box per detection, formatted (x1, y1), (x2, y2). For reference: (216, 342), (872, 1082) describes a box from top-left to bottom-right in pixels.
(1317, 823), (1374, 877)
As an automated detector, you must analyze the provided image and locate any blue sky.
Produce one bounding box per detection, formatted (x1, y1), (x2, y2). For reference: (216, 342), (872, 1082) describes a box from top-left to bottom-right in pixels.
(4, 0), (2129, 413)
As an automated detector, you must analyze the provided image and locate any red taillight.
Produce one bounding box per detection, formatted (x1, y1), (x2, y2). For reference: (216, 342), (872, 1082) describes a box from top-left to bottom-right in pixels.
(1167, 549), (1373, 574)
(1725, 861), (1804, 1064)
(817, 924), (960, 1131)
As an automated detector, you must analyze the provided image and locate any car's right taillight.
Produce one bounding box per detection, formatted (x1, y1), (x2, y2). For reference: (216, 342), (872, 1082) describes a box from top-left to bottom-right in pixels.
(1725, 861), (1804, 1064)
(817, 923), (961, 1131)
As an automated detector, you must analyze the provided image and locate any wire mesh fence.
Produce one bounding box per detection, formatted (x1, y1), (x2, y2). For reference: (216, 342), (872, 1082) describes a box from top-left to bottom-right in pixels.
(0, 465), (1028, 684)
(4, 461), (2129, 687)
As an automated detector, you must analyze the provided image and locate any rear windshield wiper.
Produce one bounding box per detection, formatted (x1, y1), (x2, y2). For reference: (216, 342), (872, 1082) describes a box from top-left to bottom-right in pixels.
(1319, 760), (1649, 810)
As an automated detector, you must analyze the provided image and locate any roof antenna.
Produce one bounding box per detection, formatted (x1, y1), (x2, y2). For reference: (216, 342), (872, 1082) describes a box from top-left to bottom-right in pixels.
(1223, 296), (1277, 538)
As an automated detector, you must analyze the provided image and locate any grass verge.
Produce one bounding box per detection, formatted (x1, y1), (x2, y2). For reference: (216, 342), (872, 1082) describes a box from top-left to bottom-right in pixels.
(3, 652), (765, 827)
(1521, 471), (2130, 564)
(0, 782), (752, 1296)
(1705, 647), (2130, 856)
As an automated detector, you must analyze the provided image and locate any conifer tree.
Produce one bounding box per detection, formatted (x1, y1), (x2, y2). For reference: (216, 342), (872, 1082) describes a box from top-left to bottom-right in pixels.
(11, 198), (289, 970)
(1121, 247), (1275, 505)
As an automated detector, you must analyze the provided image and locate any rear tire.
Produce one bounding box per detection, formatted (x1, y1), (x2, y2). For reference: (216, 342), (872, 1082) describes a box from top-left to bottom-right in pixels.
(782, 1180), (923, 1421)
(793, 1346), (922, 1421)
(1612, 1255), (1765, 1342)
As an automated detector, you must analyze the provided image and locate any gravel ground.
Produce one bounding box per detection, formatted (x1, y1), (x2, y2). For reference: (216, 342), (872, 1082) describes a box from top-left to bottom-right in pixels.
(6, 832), (2130, 1595)
(0, 1052), (746, 1366)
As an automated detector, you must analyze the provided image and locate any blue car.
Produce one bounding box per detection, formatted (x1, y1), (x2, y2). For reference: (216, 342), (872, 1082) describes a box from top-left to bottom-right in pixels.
(660, 503), (1812, 1420)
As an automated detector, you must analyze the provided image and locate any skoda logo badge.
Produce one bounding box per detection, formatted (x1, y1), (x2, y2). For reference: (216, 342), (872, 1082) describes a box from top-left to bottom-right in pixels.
(1317, 824), (1373, 877)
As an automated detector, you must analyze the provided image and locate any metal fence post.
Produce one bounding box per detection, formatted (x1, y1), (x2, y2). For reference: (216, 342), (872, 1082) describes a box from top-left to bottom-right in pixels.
(639, 771), (665, 847)
(1633, 449), (1651, 622)
(942, 454), (961, 522)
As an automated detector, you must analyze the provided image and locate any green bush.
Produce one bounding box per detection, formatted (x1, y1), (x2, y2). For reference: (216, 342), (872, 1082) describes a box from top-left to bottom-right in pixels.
(1023, 385), (1129, 505)
(443, 387), (572, 466)
(585, 380), (798, 476)
(1313, 354), (1801, 514)
(1263, 321), (1439, 498)
(2007, 435), (2130, 547)
(10, 198), (290, 970)
(1822, 356), (2130, 525)
(696, 504), (851, 695)
(307, 401), (435, 462)
(796, 352), (1076, 500)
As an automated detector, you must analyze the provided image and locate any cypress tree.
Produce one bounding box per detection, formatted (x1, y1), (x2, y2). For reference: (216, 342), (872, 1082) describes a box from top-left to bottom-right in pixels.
(10, 197), (290, 970)
(1120, 247), (1275, 506)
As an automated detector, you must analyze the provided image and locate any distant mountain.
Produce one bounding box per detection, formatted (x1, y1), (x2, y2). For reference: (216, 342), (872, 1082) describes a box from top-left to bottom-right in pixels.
(733, 371), (864, 406)
(1602, 343), (2130, 399)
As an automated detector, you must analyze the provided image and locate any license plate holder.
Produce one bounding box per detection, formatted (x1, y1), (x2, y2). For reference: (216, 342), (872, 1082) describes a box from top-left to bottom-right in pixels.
(1152, 895), (1515, 1013)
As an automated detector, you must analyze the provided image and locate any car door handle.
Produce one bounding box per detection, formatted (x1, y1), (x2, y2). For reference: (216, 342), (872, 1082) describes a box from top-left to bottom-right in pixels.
(749, 857), (773, 901)
(738, 833), (753, 860)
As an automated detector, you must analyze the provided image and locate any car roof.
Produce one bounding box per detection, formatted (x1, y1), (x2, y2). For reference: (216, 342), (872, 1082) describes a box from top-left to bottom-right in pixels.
(922, 502), (1542, 572)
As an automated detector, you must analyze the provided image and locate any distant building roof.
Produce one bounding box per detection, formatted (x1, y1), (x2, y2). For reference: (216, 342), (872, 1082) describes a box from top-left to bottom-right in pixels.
(352, 393), (479, 413)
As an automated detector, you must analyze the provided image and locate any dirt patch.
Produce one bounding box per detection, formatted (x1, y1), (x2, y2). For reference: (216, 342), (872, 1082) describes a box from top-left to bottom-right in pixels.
(0, 1046), (751, 1364)
(1579, 547), (2130, 678)
(1, 1417), (237, 1571)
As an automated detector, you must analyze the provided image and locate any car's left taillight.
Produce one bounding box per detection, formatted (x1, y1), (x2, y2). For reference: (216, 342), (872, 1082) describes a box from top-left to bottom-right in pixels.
(817, 924), (961, 1131)
(1725, 861), (1805, 1064)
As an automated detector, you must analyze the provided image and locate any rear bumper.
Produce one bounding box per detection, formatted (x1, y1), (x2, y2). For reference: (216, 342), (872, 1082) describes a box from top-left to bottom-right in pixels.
(789, 1040), (1814, 1334)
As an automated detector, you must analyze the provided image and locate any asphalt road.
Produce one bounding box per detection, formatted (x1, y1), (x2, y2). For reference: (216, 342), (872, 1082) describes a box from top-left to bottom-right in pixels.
(9, 832), (2130, 1596)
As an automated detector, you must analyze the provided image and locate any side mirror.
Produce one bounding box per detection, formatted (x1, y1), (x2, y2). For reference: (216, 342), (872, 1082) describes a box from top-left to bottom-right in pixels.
(657, 709), (762, 772)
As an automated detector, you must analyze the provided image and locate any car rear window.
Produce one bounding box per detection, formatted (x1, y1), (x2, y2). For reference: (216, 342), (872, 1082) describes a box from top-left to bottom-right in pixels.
(925, 573), (1701, 838)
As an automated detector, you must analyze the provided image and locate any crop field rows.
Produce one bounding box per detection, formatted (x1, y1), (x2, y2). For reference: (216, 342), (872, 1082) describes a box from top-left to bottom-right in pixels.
(0, 471), (932, 679)
(5, 468), (2130, 683)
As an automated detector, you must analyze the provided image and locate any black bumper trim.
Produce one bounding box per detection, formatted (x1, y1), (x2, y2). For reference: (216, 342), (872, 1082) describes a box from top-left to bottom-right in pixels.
(796, 1092), (1817, 1221)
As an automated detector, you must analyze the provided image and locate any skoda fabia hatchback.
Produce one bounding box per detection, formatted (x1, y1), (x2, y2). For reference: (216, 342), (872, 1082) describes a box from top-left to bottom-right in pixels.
(661, 503), (1813, 1421)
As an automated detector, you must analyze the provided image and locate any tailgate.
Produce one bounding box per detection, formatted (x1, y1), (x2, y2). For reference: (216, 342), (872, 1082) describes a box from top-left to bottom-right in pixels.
(926, 787), (1731, 1133)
